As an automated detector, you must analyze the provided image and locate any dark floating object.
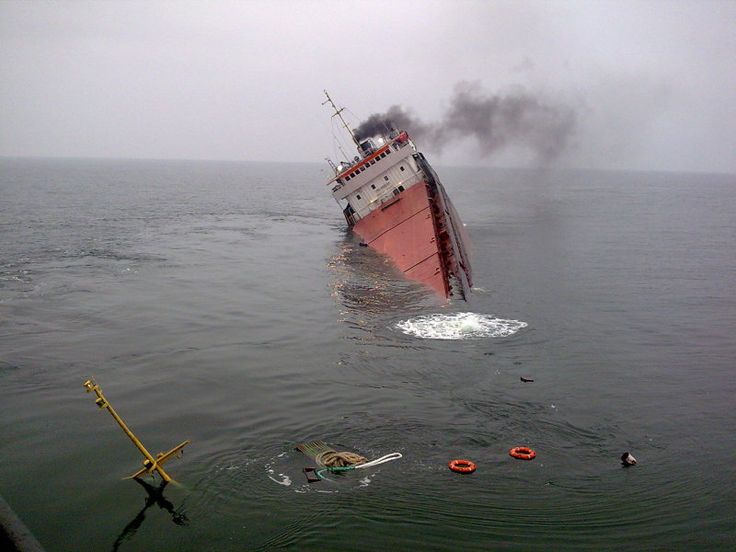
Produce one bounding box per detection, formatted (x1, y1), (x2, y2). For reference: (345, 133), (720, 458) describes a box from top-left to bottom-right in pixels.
(302, 467), (321, 483)
(520, 376), (534, 382)
(621, 452), (637, 466)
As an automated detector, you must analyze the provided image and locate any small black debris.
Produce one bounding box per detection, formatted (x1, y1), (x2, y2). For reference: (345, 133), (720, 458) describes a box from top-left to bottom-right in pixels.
(520, 376), (534, 383)
(621, 452), (637, 466)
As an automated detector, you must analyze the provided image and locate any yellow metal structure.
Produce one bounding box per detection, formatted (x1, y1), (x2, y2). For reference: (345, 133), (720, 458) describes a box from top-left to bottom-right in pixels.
(83, 379), (190, 483)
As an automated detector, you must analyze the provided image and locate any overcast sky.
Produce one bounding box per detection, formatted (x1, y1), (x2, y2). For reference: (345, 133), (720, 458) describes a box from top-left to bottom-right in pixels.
(1, 0), (735, 173)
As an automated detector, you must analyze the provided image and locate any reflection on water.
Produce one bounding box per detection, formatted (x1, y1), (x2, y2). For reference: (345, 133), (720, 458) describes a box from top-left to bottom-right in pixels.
(328, 233), (436, 318)
(112, 480), (187, 552)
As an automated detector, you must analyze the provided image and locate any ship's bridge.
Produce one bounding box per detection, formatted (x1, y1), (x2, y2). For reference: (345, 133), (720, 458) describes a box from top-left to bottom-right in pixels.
(327, 130), (426, 222)
(328, 131), (414, 194)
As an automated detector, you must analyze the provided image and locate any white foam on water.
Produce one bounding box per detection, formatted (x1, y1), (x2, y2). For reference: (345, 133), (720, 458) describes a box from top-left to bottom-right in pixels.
(266, 469), (292, 486)
(396, 312), (528, 340)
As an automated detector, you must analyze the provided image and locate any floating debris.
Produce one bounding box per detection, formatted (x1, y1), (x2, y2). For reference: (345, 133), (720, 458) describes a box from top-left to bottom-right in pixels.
(621, 452), (637, 466)
(448, 459), (477, 474)
(509, 446), (537, 460)
(296, 440), (401, 482)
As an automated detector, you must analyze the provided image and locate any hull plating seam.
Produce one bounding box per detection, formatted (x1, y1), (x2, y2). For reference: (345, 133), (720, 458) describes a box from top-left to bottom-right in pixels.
(402, 251), (441, 274)
(364, 204), (430, 246)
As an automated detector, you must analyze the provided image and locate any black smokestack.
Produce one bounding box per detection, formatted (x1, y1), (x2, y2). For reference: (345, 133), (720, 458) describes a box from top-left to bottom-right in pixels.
(354, 82), (577, 164)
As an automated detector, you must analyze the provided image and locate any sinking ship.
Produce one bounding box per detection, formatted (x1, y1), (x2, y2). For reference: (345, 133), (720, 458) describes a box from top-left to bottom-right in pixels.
(323, 91), (473, 300)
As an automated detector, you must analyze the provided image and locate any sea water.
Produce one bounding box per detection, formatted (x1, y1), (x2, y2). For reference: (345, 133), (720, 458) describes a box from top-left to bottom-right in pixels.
(1, 158), (734, 550)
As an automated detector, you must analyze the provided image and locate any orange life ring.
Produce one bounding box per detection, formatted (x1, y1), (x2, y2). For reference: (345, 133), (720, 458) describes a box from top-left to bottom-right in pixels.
(509, 446), (536, 460)
(448, 459), (477, 474)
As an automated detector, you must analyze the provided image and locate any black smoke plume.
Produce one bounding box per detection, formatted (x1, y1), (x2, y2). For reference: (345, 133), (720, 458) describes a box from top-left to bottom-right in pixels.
(354, 82), (577, 163)
(354, 105), (432, 143)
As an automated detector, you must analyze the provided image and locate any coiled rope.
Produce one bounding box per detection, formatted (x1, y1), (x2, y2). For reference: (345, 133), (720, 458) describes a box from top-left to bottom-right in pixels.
(315, 452), (402, 480)
(315, 450), (367, 468)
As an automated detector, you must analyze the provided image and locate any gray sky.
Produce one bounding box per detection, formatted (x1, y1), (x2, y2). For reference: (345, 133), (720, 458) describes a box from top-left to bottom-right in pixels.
(1, 0), (735, 173)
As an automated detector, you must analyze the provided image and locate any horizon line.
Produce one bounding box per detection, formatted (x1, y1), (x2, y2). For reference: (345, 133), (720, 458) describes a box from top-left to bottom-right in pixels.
(1, 154), (734, 178)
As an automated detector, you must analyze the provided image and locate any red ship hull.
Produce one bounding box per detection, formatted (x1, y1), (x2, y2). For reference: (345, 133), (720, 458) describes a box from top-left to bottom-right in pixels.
(352, 173), (472, 300)
(321, 94), (473, 300)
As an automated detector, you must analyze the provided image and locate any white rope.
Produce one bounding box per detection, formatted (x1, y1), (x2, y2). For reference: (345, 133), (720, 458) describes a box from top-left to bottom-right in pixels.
(354, 452), (402, 469)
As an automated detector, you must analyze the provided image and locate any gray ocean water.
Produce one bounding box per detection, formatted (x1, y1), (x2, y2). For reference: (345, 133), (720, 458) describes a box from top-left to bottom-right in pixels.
(0, 158), (734, 551)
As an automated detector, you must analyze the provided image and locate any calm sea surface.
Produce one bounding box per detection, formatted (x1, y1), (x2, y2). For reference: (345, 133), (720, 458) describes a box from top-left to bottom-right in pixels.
(1, 158), (734, 551)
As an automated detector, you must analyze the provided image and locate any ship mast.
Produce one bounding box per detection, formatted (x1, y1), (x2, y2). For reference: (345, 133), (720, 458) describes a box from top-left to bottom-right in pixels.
(323, 90), (361, 149)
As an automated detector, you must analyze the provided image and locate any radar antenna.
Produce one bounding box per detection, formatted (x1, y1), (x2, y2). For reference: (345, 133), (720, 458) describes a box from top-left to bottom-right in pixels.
(322, 90), (361, 148)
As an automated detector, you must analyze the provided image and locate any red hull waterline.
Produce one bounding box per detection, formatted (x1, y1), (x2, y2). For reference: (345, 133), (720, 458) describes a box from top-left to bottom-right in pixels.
(352, 175), (472, 300)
